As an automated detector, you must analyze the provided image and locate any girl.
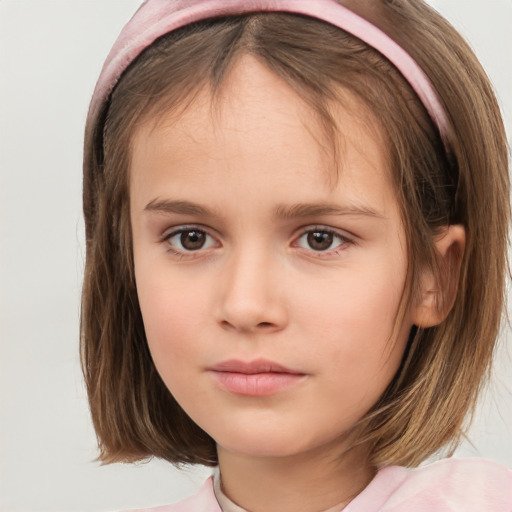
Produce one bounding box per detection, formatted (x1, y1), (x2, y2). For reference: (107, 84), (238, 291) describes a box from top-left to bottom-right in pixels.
(81, 0), (511, 510)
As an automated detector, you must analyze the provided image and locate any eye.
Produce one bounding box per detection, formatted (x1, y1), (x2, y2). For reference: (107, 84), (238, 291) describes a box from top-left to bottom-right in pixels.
(296, 228), (350, 252)
(164, 227), (217, 253)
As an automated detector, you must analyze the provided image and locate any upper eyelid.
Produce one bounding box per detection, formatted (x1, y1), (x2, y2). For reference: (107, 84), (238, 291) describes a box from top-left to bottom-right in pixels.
(160, 224), (355, 248)
(162, 226), (219, 256)
(293, 226), (357, 256)
(296, 225), (355, 241)
(161, 224), (217, 239)
(160, 224), (218, 243)
(161, 224), (352, 236)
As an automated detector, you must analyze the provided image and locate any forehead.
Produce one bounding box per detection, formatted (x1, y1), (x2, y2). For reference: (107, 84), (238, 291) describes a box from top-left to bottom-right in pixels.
(130, 55), (395, 214)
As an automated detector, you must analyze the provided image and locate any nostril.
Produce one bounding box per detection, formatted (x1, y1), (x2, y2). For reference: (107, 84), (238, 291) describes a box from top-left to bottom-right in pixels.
(257, 322), (274, 328)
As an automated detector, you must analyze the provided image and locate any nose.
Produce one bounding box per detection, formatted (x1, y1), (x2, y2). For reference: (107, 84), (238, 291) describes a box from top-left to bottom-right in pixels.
(215, 247), (288, 334)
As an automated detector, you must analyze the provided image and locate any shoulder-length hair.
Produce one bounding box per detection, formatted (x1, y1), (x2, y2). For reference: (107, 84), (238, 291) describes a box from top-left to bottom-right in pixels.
(81, 0), (509, 467)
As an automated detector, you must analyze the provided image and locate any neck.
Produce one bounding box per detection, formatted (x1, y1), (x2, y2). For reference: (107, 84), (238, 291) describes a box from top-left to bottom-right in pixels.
(216, 441), (375, 512)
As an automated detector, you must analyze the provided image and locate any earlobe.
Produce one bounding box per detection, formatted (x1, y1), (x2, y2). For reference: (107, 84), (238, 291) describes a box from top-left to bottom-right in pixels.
(412, 225), (466, 328)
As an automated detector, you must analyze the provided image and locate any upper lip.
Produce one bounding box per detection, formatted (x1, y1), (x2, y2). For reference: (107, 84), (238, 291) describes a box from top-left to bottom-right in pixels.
(209, 359), (303, 375)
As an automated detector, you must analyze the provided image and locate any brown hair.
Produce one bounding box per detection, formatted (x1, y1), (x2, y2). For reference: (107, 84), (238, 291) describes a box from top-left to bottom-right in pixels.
(81, 0), (510, 467)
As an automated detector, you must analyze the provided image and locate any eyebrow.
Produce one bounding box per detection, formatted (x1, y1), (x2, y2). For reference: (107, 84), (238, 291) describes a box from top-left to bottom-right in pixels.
(272, 202), (384, 219)
(144, 199), (384, 220)
(145, 199), (216, 216)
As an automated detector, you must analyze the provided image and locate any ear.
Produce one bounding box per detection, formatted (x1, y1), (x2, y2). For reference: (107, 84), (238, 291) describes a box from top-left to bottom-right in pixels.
(412, 225), (465, 328)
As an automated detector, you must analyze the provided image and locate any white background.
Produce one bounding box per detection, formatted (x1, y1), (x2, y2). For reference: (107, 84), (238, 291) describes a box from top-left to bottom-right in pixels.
(0, 1), (511, 511)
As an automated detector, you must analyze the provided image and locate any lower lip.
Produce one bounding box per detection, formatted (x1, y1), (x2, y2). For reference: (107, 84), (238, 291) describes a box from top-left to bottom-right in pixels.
(210, 371), (305, 396)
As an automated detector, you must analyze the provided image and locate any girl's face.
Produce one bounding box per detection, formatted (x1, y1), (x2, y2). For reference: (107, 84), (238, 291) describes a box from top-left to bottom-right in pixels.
(130, 56), (420, 461)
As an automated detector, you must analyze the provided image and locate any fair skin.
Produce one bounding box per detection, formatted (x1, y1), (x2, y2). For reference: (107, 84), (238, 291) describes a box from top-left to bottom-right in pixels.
(130, 56), (462, 511)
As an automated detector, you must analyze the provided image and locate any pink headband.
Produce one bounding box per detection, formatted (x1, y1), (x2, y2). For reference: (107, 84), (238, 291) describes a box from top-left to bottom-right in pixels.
(87, 0), (450, 143)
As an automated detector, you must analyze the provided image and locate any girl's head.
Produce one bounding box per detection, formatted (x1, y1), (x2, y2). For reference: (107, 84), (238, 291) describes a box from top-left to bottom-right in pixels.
(81, 0), (509, 469)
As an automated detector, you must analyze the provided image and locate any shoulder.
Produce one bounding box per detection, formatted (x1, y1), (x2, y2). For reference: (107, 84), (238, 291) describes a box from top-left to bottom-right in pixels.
(120, 476), (221, 512)
(351, 458), (512, 512)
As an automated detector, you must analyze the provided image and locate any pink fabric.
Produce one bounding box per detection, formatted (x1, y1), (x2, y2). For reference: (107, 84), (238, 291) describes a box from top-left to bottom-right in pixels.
(88, 0), (449, 142)
(124, 458), (512, 512)
(126, 476), (221, 512)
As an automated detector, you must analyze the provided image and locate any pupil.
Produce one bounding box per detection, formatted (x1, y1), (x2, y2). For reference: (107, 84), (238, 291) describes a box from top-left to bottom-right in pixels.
(181, 230), (205, 250)
(308, 231), (333, 251)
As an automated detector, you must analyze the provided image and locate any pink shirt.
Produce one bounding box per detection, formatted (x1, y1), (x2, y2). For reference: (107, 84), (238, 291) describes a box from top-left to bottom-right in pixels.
(126, 458), (512, 511)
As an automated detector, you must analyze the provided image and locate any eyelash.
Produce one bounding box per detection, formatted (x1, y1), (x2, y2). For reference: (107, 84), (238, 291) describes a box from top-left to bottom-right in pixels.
(162, 225), (218, 258)
(294, 227), (353, 256)
(161, 225), (354, 258)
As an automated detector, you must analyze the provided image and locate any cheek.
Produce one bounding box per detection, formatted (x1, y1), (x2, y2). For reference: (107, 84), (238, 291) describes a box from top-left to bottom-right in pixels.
(293, 257), (406, 335)
(135, 266), (209, 375)
(291, 254), (409, 374)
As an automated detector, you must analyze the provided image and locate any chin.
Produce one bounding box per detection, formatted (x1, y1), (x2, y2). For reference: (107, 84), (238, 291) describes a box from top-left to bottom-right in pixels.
(211, 422), (345, 461)
(207, 422), (299, 458)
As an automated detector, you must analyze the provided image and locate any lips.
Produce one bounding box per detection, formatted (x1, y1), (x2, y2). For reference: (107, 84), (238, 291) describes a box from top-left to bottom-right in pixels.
(208, 359), (306, 396)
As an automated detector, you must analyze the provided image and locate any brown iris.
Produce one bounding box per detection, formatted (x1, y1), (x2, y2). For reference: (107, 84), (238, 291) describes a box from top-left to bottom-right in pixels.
(307, 231), (334, 251)
(180, 230), (206, 250)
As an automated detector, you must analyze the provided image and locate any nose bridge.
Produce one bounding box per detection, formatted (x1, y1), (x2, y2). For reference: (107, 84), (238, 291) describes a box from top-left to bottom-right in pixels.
(217, 241), (286, 332)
